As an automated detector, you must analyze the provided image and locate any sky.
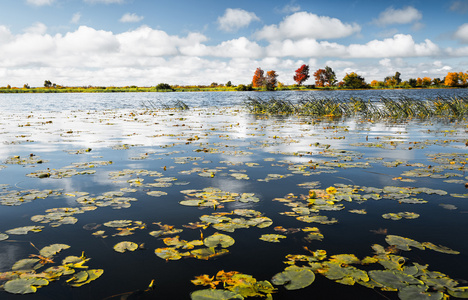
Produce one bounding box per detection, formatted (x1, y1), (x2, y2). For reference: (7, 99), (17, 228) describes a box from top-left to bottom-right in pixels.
(1, 0), (468, 87)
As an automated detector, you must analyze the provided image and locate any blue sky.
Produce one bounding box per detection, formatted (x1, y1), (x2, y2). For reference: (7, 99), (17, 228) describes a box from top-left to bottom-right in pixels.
(0, 0), (468, 87)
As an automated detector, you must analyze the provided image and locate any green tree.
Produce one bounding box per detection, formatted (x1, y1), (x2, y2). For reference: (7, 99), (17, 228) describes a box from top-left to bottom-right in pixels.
(342, 72), (366, 89)
(44, 80), (52, 88)
(155, 83), (172, 90)
(324, 66), (337, 86)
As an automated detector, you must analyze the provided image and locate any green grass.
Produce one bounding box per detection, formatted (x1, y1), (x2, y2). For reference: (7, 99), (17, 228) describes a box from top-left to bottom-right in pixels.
(244, 96), (468, 120)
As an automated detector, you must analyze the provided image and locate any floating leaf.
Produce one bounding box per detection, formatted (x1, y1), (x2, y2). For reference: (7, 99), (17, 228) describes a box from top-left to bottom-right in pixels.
(204, 233), (235, 248)
(12, 258), (41, 271)
(103, 220), (133, 227)
(422, 242), (460, 255)
(4, 278), (49, 294)
(190, 289), (244, 300)
(68, 269), (104, 287)
(369, 270), (424, 290)
(0, 233), (9, 241)
(147, 191), (168, 197)
(271, 265), (315, 290)
(6, 226), (44, 235)
(385, 235), (425, 251)
(39, 244), (70, 257)
(398, 285), (444, 300)
(155, 247), (184, 260)
(114, 241), (138, 253)
(191, 247), (229, 260)
(259, 234), (286, 243)
(448, 287), (468, 298)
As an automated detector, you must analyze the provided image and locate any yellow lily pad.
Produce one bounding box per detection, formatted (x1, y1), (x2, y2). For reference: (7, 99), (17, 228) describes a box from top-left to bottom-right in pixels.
(271, 265), (315, 290)
(113, 241), (138, 253)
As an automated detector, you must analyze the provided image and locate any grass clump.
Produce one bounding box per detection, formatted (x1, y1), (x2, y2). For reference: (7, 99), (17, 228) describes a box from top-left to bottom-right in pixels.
(245, 96), (468, 120)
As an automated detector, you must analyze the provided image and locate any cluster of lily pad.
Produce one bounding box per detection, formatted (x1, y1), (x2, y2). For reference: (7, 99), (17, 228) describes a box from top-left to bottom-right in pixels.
(0, 244), (102, 294)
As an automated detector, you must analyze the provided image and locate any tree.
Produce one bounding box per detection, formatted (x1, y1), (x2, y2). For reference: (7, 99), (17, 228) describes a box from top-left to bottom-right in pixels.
(23, 84), (30, 89)
(265, 70), (278, 91)
(394, 72), (402, 85)
(422, 77), (432, 86)
(155, 83), (172, 90)
(252, 67), (265, 88)
(226, 81), (232, 87)
(313, 69), (327, 87)
(342, 72), (366, 89)
(432, 78), (441, 86)
(444, 72), (459, 87)
(44, 80), (52, 88)
(408, 78), (417, 87)
(324, 66), (337, 86)
(293, 64), (310, 85)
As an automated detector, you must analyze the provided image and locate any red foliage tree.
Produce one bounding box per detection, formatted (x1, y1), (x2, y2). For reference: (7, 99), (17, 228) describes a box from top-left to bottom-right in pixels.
(293, 64), (310, 85)
(252, 67), (265, 88)
(266, 70), (278, 90)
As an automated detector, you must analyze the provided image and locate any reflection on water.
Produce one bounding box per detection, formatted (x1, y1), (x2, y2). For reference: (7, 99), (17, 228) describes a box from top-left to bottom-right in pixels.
(0, 99), (467, 299)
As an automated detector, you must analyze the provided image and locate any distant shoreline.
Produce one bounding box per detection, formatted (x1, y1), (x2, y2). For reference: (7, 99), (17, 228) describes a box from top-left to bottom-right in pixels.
(0, 86), (465, 94)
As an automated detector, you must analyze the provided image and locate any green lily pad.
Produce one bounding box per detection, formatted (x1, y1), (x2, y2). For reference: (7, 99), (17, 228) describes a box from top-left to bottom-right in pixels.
(5, 226), (44, 235)
(385, 235), (425, 251)
(204, 233), (235, 248)
(103, 220), (133, 227)
(147, 191), (168, 197)
(271, 265), (315, 290)
(39, 244), (71, 257)
(0, 233), (9, 241)
(113, 241), (138, 253)
(68, 269), (104, 287)
(4, 278), (49, 294)
(12, 258), (41, 271)
(398, 285), (444, 300)
(155, 247), (184, 260)
(422, 242), (460, 255)
(191, 247), (229, 260)
(369, 270), (424, 290)
(190, 289), (244, 300)
(448, 287), (468, 298)
(259, 234), (286, 243)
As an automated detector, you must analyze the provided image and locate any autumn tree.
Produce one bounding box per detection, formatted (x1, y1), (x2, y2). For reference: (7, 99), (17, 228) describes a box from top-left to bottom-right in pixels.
(252, 67), (265, 88)
(265, 70), (278, 91)
(313, 69), (327, 87)
(342, 72), (366, 89)
(422, 77), (432, 86)
(293, 64), (310, 85)
(444, 72), (459, 87)
(432, 78), (441, 86)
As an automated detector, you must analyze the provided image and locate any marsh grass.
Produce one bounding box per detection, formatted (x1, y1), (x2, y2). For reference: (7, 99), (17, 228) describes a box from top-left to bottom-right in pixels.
(245, 96), (468, 120)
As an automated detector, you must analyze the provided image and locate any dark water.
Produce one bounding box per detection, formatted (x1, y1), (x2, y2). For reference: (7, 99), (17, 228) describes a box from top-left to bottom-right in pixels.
(0, 91), (467, 300)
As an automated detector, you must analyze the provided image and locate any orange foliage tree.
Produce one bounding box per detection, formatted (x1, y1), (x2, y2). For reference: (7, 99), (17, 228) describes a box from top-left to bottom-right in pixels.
(444, 72), (459, 87)
(252, 67), (265, 88)
(293, 64), (310, 85)
(313, 69), (327, 87)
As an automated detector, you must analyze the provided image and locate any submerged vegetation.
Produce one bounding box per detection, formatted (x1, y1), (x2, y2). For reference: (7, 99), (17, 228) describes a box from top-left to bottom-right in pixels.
(244, 96), (468, 119)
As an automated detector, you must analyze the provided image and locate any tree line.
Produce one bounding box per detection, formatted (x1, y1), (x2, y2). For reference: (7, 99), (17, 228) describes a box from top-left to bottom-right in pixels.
(251, 65), (468, 90)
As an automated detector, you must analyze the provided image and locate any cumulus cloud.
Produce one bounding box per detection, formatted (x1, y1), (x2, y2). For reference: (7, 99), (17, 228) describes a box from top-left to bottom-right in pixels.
(373, 6), (422, 26)
(26, 0), (55, 6)
(24, 22), (48, 35)
(119, 13), (144, 23)
(255, 12), (361, 41)
(217, 8), (260, 32)
(71, 13), (81, 24)
(277, 3), (301, 14)
(453, 23), (468, 43)
(348, 34), (440, 58)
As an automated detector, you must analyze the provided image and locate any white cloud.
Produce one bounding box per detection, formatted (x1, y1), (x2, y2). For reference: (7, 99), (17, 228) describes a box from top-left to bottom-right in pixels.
(277, 4), (301, 14)
(373, 6), (422, 26)
(348, 34), (440, 58)
(26, 0), (55, 6)
(217, 8), (260, 32)
(71, 13), (81, 24)
(24, 22), (47, 35)
(255, 12), (361, 41)
(83, 0), (124, 4)
(119, 13), (144, 23)
(453, 23), (468, 43)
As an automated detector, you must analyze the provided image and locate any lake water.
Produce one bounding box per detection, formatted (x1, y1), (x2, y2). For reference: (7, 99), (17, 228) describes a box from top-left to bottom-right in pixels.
(0, 90), (467, 300)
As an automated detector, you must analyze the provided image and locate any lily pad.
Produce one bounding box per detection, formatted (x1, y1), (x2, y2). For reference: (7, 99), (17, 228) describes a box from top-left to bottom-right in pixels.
(369, 269), (424, 290)
(204, 233), (235, 248)
(0, 232), (9, 241)
(6, 226), (44, 235)
(68, 269), (104, 287)
(398, 285), (444, 300)
(4, 278), (49, 294)
(259, 234), (286, 243)
(190, 289), (244, 300)
(385, 235), (425, 251)
(155, 247), (184, 260)
(39, 244), (71, 257)
(271, 265), (315, 290)
(113, 241), (138, 253)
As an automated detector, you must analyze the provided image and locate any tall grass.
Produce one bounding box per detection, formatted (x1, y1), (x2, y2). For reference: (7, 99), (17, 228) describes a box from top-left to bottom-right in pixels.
(244, 96), (468, 120)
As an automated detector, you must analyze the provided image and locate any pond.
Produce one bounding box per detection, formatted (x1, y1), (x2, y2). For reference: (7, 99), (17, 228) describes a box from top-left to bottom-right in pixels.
(0, 90), (467, 300)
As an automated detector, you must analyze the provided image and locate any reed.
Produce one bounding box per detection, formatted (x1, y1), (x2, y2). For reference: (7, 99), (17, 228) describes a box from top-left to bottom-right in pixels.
(244, 96), (468, 120)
